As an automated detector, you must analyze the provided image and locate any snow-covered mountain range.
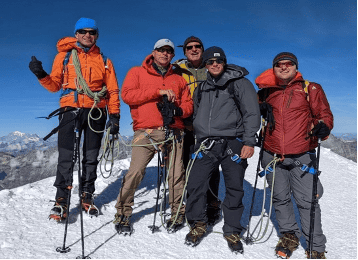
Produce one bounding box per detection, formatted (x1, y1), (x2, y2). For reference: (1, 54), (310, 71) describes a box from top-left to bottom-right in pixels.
(0, 132), (132, 190)
(0, 131), (57, 156)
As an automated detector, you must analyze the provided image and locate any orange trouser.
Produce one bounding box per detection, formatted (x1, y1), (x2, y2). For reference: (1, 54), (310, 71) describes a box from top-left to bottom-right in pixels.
(115, 129), (185, 216)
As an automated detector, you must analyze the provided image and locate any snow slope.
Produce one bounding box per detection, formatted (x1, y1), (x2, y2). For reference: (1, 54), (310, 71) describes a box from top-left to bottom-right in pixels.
(0, 147), (356, 259)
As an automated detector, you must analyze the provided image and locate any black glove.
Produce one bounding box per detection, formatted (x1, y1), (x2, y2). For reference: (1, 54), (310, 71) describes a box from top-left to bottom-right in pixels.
(259, 102), (275, 130)
(169, 102), (183, 117)
(157, 95), (175, 127)
(106, 114), (120, 135)
(310, 121), (330, 139)
(29, 56), (48, 79)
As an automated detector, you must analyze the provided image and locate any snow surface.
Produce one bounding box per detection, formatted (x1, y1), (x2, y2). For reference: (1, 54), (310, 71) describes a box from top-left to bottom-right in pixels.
(0, 147), (356, 259)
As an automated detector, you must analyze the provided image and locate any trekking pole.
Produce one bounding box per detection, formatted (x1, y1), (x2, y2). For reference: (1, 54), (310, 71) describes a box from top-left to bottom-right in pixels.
(149, 150), (165, 233)
(244, 122), (267, 245)
(308, 138), (321, 258)
(56, 109), (80, 254)
(161, 126), (170, 220)
(75, 117), (89, 259)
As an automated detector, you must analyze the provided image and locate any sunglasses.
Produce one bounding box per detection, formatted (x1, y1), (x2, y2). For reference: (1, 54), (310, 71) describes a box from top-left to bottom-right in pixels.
(77, 29), (97, 35)
(156, 47), (174, 54)
(275, 61), (295, 68)
(186, 44), (202, 51)
(206, 59), (225, 65)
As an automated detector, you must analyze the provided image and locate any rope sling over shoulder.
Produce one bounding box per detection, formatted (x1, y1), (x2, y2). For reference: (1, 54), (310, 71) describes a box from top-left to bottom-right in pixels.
(71, 48), (108, 105)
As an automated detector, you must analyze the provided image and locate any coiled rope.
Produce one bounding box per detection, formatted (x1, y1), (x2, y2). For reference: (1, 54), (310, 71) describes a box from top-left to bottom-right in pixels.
(244, 157), (281, 243)
(71, 48), (107, 134)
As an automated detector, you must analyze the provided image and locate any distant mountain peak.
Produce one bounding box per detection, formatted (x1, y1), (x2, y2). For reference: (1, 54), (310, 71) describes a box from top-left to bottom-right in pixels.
(13, 131), (26, 137)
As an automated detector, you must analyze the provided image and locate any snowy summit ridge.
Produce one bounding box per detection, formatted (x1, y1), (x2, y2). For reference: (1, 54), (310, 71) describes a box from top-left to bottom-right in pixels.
(0, 146), (356, 259)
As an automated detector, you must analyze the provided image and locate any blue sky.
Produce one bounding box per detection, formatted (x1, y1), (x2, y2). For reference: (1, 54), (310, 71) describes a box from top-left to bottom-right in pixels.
(1, 0), (356, 137)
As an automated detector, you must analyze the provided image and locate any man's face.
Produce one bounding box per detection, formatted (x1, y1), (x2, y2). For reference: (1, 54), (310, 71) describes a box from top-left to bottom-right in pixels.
(205, 58), (225, 78)
(75, 29), (98, 48)
(185, 41), (203, 64)
(152, 46), (175, 67)
(273, 60), (297, 84)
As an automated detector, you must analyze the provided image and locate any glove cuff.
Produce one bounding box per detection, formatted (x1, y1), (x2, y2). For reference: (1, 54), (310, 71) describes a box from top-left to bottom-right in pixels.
(36, 71), (48, 80)
(109, 114), (120, 119)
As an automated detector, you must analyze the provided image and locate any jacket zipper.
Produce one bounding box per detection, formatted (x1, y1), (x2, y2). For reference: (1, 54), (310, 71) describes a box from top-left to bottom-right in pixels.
(281, 88), (286, 155)
(286, 89), (293, 108)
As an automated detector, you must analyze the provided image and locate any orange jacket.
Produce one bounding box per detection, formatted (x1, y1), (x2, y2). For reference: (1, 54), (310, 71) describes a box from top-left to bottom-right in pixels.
(256, 68), (334, 155)
(121, 54), (193, 131)
(38, 37), (120, 114)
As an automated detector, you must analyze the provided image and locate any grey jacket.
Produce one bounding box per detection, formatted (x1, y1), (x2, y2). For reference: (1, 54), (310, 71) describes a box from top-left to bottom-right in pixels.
(193, 64), (261, 146)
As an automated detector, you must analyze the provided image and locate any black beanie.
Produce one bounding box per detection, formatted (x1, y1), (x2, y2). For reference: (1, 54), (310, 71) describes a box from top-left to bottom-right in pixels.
(202, 46), (226, 65)
(178, 36), (204, 54)
(273, 52), (298, 69)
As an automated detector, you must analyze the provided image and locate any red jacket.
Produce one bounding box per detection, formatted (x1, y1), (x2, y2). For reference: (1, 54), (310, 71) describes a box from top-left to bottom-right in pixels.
(39, 37), (120, 114)
(121, 54), (193, 131)
(256, 69), (334, 155)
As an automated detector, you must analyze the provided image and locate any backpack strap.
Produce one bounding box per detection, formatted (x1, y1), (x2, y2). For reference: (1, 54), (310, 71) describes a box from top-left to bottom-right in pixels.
(62, 51), (72, 72)
(227, 81), (240, 110)
(196, 81), (204, 104)
(303, 80), (310, 102)
(100, 52), (108, 69)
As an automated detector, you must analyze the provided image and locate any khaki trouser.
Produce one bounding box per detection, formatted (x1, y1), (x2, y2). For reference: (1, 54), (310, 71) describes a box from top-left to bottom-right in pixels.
(115, 129), (186, 217)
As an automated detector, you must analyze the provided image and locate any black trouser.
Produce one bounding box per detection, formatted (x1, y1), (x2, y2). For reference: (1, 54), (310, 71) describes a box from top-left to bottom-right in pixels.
(54, 107), (106, 200)
(186, 138), (248, 235)
(183, 129), (220, 205)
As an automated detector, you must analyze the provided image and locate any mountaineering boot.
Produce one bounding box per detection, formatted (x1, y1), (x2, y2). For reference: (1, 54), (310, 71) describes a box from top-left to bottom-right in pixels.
(166, 213), (185, 232)
(305, 250), (327, 259)
(113, 213), (133, 236)
(224, 234), (244, 254)
(49, 197), (68, 222)
(275, 233), (300, 259)
(207, 200), (221, 226)
(185, 221), (207, 247)
(81, 192), (99, 217)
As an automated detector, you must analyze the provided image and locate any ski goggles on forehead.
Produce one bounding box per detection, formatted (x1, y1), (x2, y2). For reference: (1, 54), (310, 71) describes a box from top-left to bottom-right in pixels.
(76, 29), (97, 35)
(206, 58), (225, 65)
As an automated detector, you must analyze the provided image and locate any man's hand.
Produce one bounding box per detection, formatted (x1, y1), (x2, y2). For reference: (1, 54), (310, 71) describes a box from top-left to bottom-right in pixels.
(259, 102), (275, 130)
(29, 56), (48, 79)
(169, 103), (183, 116)
(310, 121), (330, 139)
(159, 89), (176, 102)
(106, 114), (120, 135)
(240, 145), (254, 159)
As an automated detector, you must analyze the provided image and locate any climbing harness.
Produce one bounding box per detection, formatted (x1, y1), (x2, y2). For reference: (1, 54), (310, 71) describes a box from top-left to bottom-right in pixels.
(183, 137), (246, 236)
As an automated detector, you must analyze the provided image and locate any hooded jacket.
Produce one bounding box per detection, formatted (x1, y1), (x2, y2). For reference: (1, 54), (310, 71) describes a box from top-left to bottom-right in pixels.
(39, 37), (120, 114)
(193, 64), (261, 146)
(121, 54), (193, 131)
(256, 68), (334, 155)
